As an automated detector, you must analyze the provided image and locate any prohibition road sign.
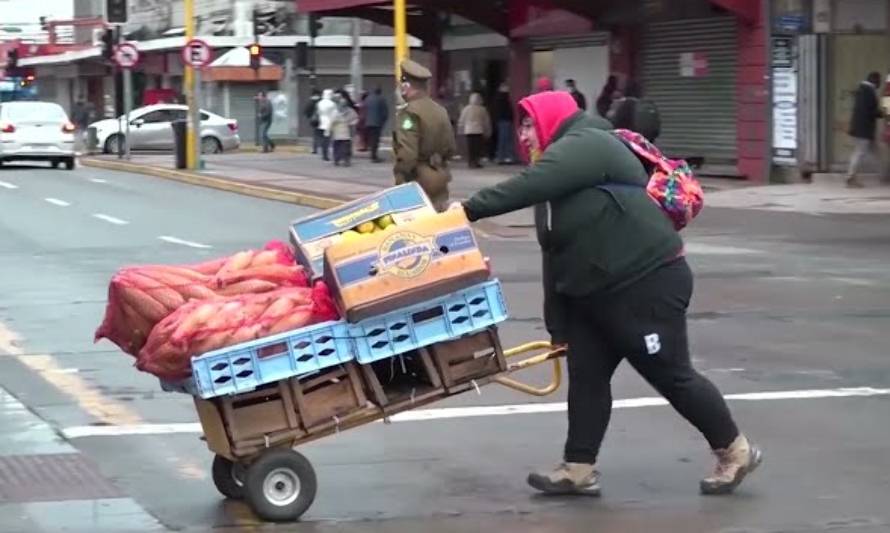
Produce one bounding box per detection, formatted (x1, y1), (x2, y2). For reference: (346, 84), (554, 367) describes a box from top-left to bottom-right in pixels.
(182, 38), (213, 68)
(114, 43), (140, 68)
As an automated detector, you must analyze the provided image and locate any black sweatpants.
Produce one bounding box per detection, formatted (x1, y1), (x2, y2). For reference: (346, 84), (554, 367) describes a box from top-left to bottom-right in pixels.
(563, 257), (739, 464)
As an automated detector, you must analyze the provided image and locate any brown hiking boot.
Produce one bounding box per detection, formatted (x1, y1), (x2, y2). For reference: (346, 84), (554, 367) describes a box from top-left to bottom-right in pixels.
(527, 462), (602, 496)
(700, 435), (763, 495)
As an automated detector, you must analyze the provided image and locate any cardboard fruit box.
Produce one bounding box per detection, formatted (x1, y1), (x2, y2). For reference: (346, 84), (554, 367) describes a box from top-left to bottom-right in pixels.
(289, 183), (436, 279)
(323, 208), (491, 322)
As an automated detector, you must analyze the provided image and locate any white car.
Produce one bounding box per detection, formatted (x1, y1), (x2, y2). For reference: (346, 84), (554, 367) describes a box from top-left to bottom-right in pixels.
(90, 104), (240, 154)
(0, 101), (77, 169)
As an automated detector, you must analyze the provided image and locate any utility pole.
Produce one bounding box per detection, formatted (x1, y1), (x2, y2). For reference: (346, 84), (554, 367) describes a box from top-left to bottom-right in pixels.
(394, 0), (407, 78)
(184, 0), (197, 170)
(350, 18), (363, 97)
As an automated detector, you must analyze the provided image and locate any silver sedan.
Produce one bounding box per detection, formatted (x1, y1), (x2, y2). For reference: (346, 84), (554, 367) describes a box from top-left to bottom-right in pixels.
(0, 101), (77, 169)
(91, 104), (240, 154)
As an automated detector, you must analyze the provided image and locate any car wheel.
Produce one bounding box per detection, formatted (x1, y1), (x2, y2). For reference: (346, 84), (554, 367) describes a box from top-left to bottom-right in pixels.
(201, 137), (222, 155)
(51, 160), (60, 169)
(104, 135), (125, 155)
(65, 158), (76, 171)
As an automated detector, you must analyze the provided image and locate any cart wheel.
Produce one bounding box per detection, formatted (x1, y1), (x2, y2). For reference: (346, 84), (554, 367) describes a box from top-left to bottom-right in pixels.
(212, 455), (245, 500)
(244, 449), (317, 522)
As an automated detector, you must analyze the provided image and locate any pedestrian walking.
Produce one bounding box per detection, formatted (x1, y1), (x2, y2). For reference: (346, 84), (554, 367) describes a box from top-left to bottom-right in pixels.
(356, 91), (369, 152)
(331, 90), (359, 167)
(535, 76), (554, 93)
(316, 89), (337, 161)
(609, 80), (662, 143)
(257, 91), (276, 153)
(304, 89), (323, 155)
(493, 83), (516, 164)
(364, 87), (389, 163)
(595, 75), (619, 118)
(565, 79), (587, 111)
(847, 71), (886, 188)
(457, 90), (763, 498)
(458, 92), (492, 169)
(393, 59), (457, 212)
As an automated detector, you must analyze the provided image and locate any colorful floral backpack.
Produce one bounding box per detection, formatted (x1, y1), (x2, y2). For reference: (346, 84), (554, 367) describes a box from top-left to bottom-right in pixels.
(612, 129), (704, 230)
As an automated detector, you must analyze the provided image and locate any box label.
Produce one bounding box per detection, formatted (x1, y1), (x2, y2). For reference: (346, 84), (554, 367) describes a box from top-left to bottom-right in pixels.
(333, 228), (478, 287)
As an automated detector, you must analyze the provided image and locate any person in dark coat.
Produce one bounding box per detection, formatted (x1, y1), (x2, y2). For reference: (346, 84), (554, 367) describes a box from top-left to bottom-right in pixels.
(304, 89), (322, 155)
(492, 83), (516, 164)
(595, 75), (619, 118)
(456, 91), (762, 498)
(847, 71), (885, 188)
(565, 79), (587, 111)
(364, 87), (389, 163)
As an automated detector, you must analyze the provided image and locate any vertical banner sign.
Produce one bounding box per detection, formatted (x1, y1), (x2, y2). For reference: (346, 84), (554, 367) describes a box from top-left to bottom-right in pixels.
(772, 36), (798, 165)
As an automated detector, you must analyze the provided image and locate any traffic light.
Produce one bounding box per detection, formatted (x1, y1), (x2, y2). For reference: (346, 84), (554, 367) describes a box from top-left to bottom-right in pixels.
(308, 15), (323, 40)
(39, 16), (48, 32)
(106, 0), (127, 24)
(295, 42), (308, 70)
(101, 28), (116, 60)
(249, 43), (262, 70)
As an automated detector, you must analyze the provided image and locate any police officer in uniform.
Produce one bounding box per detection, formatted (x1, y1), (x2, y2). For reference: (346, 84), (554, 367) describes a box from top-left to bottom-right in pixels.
(393, 59), (457, 211)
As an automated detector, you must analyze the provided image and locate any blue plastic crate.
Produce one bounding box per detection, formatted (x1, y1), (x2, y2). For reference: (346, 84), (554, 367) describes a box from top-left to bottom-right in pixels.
(346, 280), (508, 365)
(191, 320), (354, 399)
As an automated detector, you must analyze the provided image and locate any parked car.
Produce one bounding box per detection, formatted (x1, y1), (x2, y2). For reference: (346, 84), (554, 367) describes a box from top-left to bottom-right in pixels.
(0, 101), (77, 169)
(90, 104), (240, 154)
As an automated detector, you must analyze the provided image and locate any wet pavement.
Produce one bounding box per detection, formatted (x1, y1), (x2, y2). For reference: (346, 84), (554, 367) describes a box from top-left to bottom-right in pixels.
(0, 162), (889, 532)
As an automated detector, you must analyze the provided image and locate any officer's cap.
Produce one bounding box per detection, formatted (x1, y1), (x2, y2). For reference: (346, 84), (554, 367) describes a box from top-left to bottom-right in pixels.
(400, 59), (432, 83)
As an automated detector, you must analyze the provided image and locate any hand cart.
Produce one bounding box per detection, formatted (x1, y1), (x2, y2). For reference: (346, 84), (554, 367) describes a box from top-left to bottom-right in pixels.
(192, 339), (566, 522)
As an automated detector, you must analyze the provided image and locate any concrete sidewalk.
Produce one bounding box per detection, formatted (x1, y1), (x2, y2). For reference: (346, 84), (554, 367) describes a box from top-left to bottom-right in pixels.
(0, 386), (163, 532)
(82, 151), (890, 236)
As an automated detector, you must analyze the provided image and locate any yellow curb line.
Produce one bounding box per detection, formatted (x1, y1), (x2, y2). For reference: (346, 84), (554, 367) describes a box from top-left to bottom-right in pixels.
(235, 145), (310, 154)
(81, 158), (345, 210)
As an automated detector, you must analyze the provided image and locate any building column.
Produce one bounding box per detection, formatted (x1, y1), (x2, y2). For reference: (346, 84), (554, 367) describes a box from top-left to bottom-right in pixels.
(508, 38), (531, 103)
(736, 12), (769, 182)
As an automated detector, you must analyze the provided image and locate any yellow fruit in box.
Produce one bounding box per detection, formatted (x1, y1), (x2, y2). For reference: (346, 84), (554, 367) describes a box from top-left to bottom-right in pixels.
(356, 221), (377, 234)
(376, 214), (395, 230)
(340, 230), (361, 241)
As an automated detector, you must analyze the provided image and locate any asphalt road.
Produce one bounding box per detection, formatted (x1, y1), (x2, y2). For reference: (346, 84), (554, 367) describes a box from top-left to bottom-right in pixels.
(0, 163), (889, 532)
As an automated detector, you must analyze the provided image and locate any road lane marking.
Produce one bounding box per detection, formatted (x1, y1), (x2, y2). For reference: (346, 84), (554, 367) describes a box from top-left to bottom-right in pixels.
(92, 213), (129, 225)
(59, 386), (890, 438)
(158, 236), (212, 249)
(89, 178), (107, 184)
(0, 321), (206, 480)
(0, 180), (18, 189)
(45, 198), (71, 207)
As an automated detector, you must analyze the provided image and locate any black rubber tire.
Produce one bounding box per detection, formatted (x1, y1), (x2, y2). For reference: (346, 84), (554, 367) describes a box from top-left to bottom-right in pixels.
(201, 137), (222, 154)
(51, 160), (60, 169)
(104, 135), (124, 155)
(244, 449), (316, 522)
(64, 158), (75, 171)
(211, 455), (245, 500)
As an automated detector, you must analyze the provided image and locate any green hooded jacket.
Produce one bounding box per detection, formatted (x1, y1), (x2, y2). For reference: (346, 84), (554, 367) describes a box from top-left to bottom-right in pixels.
(463, 92), (682, 342)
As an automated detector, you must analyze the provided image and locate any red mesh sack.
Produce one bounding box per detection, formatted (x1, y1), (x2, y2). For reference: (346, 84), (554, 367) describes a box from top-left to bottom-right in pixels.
(94, 241), (307, 356)
(136, 282), (339, 380)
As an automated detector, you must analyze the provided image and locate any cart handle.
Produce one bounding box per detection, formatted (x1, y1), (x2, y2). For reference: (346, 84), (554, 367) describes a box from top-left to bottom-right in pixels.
(493, 341), (566, 397)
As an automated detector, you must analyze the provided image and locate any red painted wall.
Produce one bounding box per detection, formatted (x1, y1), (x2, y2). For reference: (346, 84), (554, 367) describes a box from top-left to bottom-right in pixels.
(735, 11), (768, 181)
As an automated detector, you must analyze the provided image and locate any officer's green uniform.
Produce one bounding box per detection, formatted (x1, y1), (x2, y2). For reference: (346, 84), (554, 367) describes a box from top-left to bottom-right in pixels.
(393, 59), (457, 211)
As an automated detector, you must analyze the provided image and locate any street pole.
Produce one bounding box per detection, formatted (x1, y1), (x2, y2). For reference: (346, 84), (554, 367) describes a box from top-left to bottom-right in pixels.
(123, 66), (132, 161)
(394, 0), (407, 78)
(193, 68), (202, 169)
(350, 18), (363, 97)
(184, 0), (197, 170)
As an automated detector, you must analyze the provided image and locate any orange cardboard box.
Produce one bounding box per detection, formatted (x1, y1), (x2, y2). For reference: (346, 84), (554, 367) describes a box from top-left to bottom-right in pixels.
(323, 209), (490, 322)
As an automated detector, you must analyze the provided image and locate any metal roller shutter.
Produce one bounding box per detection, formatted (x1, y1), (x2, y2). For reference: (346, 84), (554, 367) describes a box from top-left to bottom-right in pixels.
(641, 17), (738, 162)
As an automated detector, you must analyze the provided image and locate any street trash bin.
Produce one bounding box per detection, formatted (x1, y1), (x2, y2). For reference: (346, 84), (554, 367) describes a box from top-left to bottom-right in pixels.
(172, 119), (187, 169)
